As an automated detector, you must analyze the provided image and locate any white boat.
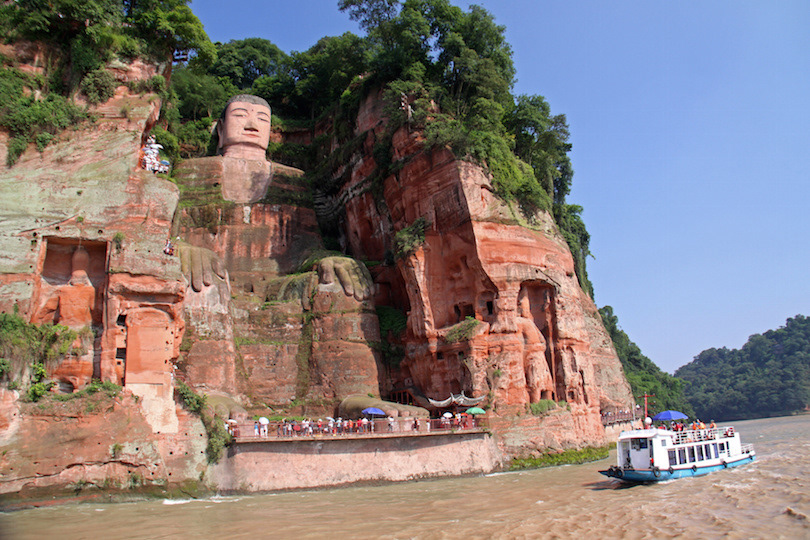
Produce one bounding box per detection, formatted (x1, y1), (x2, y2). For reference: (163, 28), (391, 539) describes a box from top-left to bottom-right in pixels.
(599, 425), (755, 482)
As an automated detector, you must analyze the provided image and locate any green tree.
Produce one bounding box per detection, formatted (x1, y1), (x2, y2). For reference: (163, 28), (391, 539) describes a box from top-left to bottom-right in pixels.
(10, 0), (122, 42)
(207, 38), (287, 90)
(171, 66), (237, 120)
(506, 94), (573, 205)
(251, 33), (369, 121)
(127, 0), (216, 65)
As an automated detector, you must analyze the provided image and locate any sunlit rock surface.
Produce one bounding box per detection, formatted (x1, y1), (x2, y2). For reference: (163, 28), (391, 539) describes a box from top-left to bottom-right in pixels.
(0, 49), (634, 498)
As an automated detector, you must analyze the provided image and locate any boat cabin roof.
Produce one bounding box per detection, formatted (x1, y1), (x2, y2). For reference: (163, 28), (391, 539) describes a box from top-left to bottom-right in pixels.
(618, 428), (673, 441)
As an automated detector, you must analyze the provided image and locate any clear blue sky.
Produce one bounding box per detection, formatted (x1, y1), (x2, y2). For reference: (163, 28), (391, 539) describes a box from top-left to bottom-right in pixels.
(188, 0), (810, 374)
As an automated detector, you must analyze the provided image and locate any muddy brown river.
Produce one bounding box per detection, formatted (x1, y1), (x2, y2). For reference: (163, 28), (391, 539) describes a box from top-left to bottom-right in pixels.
(2, 415), (808, 539)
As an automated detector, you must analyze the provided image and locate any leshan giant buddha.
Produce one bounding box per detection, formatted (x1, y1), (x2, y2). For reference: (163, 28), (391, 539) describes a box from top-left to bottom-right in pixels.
(173, 94), (275, 204)
(217, 94), (272, 161)
(172, 95), (391, 411)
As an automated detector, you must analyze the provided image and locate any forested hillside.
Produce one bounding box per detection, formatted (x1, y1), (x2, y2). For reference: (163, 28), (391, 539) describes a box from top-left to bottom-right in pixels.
(599, 306), (694, 416)
(675, 315), (810, 421)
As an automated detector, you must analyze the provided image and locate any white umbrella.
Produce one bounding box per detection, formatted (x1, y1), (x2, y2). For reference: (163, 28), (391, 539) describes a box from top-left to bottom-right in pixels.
(442, 412), (453, 418)
(258, 417), (270, 425)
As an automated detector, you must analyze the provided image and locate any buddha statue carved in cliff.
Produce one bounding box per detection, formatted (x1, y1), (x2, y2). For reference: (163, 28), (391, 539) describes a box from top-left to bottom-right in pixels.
(173, 94), (274, 204)
(32, 246), (96, 391)
(216, 94), (272, 161)
(516, 288), (554, 403)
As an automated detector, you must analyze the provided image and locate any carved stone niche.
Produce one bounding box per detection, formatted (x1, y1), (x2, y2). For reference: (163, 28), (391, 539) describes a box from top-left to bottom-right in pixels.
(31, 237), (109, 391)
(517, 280), (558, 402)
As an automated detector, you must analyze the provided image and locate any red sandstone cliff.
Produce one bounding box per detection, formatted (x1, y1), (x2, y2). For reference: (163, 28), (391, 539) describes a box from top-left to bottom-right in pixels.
(312, 91), (633, 452)
(0, 48), (633, 499)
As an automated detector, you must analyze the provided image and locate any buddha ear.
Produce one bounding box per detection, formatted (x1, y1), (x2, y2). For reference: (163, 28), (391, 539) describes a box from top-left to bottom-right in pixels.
(215, 119), (223, 151)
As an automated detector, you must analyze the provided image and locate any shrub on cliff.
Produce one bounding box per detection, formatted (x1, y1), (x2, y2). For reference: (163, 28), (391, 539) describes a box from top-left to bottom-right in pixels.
(445, 317), (480, 343)
(175, 380), (232, 462)
(81, 68), (117, 104)
(528, 400), (558, 416)
(1, 94), (88, 165)
(393, 217), (429, 258)
(0, 310), (77, 389)
(0, 67), (89, 165)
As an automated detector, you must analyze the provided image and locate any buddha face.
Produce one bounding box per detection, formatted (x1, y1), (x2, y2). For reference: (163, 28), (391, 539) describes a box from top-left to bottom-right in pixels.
(217, 100), (271, 160)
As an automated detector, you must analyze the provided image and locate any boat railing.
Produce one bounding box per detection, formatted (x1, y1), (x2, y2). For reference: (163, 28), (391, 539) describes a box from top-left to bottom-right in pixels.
(741, 443), (754, 454)
(672, 427), (730, 444)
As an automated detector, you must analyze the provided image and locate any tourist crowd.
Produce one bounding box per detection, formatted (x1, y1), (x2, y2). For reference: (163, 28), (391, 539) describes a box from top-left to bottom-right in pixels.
(226, 415), (482, 440)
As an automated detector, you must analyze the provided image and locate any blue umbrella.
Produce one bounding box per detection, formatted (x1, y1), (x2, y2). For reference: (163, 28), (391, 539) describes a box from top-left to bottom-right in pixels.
(362, 407), (386, 416)
(652, 410), (688, 421)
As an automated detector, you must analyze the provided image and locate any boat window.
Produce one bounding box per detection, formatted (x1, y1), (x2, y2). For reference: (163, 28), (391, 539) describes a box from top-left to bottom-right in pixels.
(705, 444), (713, 459)
(631, 438), (649, 450)
(712, 443), (719, 458)
(668, 450), (677, 467)
(687, 447), (696, 463)
(718, 442), (726, 454)
(678, 448), (686, 464)
(696, 446), (705, 461)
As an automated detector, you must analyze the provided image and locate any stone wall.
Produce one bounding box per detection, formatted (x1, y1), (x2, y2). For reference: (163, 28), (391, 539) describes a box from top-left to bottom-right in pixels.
(209, 432), (502, 491)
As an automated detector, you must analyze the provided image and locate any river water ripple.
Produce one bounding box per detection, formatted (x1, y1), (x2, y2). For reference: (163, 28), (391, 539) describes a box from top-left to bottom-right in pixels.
(2, 415), (808, 539)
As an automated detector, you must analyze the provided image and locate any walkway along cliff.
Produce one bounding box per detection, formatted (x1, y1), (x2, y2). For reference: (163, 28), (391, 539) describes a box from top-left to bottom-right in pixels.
(0, 48), (633, 499)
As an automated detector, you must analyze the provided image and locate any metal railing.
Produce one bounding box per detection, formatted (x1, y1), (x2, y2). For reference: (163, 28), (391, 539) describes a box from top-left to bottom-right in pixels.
(601, 411), (635, 425)
(228, 417), (488, 441)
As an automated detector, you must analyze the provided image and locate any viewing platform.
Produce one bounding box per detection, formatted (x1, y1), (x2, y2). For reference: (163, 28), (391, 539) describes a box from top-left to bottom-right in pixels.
(228, 417), (488, 443)
(211, 417), (500, 492)
(600, 410), (635, 425)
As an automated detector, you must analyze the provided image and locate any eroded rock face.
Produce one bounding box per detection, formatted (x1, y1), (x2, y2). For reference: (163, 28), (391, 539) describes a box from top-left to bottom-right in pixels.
(0, 43), (636, 499)
(0, 51), (184, 432)
(0, 391), (206, 496)
(224, 259), (382, 405)
(320, 92), (633, 449)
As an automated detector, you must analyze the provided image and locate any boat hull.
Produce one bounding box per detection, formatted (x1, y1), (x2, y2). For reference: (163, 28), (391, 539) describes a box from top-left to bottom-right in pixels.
(599, 453), (756, 483)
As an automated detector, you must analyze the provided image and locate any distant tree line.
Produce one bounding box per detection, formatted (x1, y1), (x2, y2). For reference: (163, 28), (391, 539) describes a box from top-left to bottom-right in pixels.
(599, 306), (694, 416)
(675, 315), (810, 421)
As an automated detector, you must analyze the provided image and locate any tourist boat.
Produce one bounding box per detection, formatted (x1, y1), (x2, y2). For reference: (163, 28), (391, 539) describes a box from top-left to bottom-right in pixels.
(599, 425), (756, 482)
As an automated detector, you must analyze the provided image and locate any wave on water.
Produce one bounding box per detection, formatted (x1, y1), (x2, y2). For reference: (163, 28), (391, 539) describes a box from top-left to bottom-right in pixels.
(162, 499), (195, 506)
(483, 470), (523, 477)
(784, 507), (808, 521)
(161, 493), (249, 506)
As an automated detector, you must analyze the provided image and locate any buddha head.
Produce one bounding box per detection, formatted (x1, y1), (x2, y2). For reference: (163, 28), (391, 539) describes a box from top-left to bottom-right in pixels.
(216, 94), (272, 160)
(69, 246), (92, 286)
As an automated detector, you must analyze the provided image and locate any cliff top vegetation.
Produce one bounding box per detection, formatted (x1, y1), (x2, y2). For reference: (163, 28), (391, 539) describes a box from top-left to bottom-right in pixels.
(0, 0), (213, 165)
